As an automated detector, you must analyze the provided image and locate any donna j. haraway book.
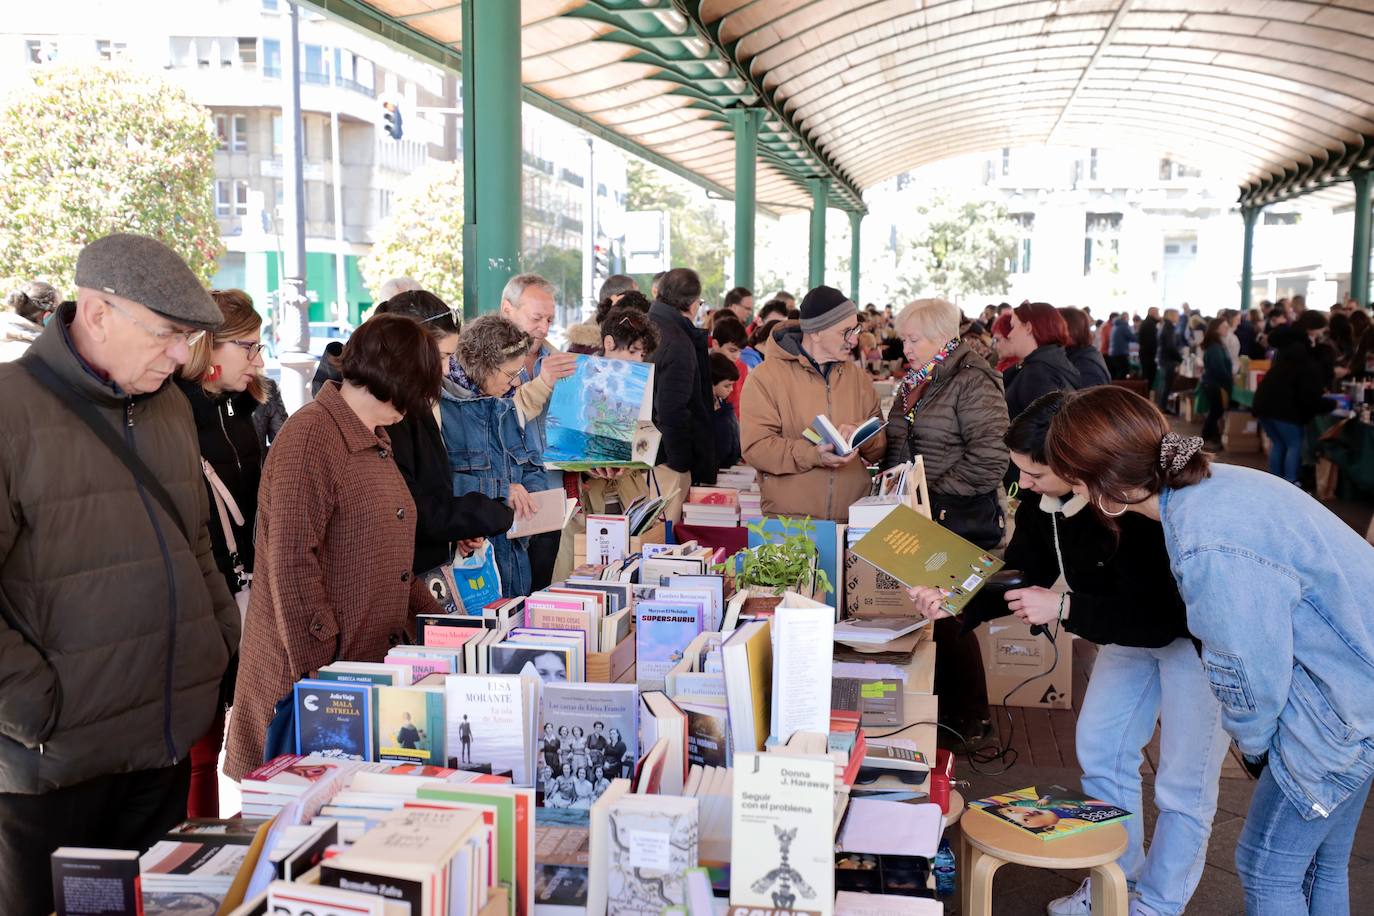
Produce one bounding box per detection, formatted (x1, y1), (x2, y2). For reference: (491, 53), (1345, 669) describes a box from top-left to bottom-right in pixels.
(544, 354), (655, 466)
(294, 680), (373, 761)
(969, 785), (1131, 840)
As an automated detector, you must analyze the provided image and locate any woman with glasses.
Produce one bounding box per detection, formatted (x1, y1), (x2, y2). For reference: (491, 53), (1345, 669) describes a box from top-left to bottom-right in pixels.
(174, 288), (268, 816)
(441, 315), (549, 597)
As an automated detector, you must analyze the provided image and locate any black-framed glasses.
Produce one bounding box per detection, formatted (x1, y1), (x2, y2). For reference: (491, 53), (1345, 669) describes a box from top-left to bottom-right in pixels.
(228, 340), (266, 359)
(842, 324), (862, 343)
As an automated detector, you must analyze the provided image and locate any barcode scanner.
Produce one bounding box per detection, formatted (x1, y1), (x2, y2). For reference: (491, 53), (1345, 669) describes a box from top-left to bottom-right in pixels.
(982, 570), (1052, 638)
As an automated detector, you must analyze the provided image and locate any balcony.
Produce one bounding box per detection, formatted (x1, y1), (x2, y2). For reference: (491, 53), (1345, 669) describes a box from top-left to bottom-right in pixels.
(258, 67), (373, 97)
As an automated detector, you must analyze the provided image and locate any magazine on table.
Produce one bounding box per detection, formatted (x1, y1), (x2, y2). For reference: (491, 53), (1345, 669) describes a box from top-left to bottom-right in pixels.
(968, 785), (1131, 840)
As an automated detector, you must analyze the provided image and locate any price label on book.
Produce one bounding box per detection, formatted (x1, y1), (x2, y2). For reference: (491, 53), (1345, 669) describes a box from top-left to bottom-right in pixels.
(628, 829), (673, 871)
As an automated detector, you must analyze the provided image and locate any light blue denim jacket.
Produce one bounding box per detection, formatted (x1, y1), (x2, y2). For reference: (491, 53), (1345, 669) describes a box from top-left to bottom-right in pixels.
(438, 380), (545, 598)
(1160, 463), (1374, 820)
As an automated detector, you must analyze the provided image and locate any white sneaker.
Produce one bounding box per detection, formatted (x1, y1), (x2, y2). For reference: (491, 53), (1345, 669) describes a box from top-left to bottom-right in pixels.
(1047, 878), (1092, 916)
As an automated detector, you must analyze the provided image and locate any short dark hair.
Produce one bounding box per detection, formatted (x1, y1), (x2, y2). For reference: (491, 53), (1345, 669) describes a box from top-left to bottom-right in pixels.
(601, 305), (659, 357)
(758, 299), (788, 322)
(340, 313), (442, 416)
(724, 286), (752, 310)
(657, 268), (702, 311)
(748, 318), (782, 349)
(1058, 307), (1094, 349)
(712, 315), (748, 348)
(375, 289), (457, 337)
(786, 308), (801, 320)
(596, 288), (650, 324)
(1295, 310), (1328, 333)
(710, 351), (740, 385)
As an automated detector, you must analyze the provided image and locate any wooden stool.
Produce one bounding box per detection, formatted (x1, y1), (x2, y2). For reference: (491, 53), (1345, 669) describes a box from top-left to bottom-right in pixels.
(958, 808), (1129, 916)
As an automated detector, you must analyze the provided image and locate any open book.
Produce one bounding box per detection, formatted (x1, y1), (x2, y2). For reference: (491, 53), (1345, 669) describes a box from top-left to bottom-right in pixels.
(804, 414), (883, 456)
(508, 488), (578, 538)
(542, 354), (660, 469)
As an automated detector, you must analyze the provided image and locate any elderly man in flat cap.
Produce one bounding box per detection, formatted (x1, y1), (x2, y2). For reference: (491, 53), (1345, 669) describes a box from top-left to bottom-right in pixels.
(0, 234), (240, 913)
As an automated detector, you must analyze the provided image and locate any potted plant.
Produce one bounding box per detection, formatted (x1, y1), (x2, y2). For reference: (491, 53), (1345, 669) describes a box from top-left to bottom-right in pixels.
(717, 517), (833, 612)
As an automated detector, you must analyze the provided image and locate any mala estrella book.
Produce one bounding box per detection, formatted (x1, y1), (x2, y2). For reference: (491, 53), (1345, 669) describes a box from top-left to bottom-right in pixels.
(848, 503), (1004, 615)
(969, 785), (1131, 840)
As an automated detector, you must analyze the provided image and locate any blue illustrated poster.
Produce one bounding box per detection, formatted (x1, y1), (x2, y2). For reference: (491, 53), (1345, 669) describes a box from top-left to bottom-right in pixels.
(545, 355), (654, 465)
(294, 679), (374, 761)
(746, 518), (840, 605)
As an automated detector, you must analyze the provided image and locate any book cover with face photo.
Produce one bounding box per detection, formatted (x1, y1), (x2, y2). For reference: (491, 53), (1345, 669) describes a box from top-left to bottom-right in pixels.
(293, 680), (373, 761)
(444, 674), (532, 785)
(538, 683), (638, 809)
(376, 685), (445, 766)
(420, 565), (461, 615)
(490, 641), (577, 685)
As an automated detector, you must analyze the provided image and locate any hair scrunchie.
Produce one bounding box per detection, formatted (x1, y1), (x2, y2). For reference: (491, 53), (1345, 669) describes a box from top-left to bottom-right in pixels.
(1159, 432), (1203, 473)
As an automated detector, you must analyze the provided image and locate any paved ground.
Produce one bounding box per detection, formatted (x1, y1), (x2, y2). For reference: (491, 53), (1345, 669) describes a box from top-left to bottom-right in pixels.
(942, 414), (1374, 914)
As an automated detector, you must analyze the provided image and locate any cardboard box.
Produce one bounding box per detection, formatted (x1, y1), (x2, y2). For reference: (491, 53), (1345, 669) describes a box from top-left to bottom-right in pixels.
(975, 618), (1073, 710)
(843, 551), (912, 618)
(1222, 412), (1262, 453)
(587, 630), (636, 684)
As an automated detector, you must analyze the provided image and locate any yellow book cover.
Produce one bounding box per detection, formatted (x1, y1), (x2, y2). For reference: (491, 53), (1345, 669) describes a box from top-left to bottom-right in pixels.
(849, 504), (1004, 615)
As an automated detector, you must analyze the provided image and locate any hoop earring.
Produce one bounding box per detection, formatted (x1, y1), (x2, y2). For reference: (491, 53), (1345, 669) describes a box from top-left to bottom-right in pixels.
(1095, 496), (1127, 518)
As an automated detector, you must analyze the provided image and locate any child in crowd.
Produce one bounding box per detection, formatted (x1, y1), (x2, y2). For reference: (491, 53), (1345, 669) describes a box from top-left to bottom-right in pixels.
(711, 314), (750, 416)
(711, 351), (741, 469)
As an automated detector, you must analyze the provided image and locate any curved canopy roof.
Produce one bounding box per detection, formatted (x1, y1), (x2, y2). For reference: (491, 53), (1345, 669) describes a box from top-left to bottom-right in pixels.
(307, 0), (1374, 211)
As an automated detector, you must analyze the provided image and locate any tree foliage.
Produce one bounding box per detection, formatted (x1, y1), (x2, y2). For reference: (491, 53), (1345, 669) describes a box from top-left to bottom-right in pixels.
(874, 191), (1018, 305)
(625, 160), (731, 304)
(362, 160), (464, 310)
(0, 63), (220, 297)
(523, 244), (582, 312)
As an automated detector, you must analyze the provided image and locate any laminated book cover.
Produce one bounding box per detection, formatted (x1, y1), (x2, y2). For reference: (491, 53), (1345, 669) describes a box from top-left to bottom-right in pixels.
(730, 752), (834, 916)
(293, 680), (373, 761)
(969, 785), (1131, 840)
(634, 601), (704, 693)
(538, 683), (639, 808)
(605, 794), (699, 915)
(444, 674), (531, 784)
(376, 685), (445, 766)
(849, 503), (1004, 615)
(544, 354), (655, 466)
(680, 701), (730, 769)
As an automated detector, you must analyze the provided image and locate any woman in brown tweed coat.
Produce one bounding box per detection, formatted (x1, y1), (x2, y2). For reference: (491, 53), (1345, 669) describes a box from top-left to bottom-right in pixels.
(224, 316), (445, 779)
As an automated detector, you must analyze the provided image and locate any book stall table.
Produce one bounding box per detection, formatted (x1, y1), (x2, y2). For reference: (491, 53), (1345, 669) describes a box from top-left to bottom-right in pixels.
(958, 807), (1129, 916)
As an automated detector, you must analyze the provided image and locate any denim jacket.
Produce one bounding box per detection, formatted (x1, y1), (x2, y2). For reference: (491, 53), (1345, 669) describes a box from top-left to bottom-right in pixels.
(517, 342), (563, 491)
(1160, 463), (1374, 820)
(438, 380), (545, 598)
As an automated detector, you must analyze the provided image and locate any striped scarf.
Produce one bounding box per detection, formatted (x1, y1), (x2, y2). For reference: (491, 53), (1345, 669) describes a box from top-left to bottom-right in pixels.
(899, 337), (962, 416)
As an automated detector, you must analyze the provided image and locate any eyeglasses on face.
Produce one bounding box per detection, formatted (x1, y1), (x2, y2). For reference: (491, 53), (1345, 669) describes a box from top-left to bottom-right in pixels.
(106, 299), (206, 348)
(842, 324), (861, 342)
(227, 340), (266, 359)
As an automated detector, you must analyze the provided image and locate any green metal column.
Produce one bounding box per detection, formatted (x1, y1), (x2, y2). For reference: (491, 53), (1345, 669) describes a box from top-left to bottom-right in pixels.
(848, 210), (863, 304)
(728, 107), (762, 291)
(1240, 206), (1259, 315)
(461, 0), (521, 317)
(1351, 170), (1373, 308)
(808, 177), (828, 289)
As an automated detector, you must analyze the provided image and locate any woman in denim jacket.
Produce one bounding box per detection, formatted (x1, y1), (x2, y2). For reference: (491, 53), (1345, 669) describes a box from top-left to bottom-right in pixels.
(440, 315), (545, 598)
(1046, 386), (1374, 916)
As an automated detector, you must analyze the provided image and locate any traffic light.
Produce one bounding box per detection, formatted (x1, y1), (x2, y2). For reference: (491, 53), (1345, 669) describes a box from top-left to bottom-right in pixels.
(382, 100), (403, 140)
(593, 243), (609, 282)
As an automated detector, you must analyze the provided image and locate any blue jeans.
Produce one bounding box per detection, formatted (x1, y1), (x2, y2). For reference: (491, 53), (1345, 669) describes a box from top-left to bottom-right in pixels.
(1076, 639), (1230, 916)
(1235, 765), (1373, 915)
(1258, 417), (1304, 484)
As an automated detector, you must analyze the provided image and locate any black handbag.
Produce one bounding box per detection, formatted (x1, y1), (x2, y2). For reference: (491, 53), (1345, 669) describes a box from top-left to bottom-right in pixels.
(930, 490), (1005, 550)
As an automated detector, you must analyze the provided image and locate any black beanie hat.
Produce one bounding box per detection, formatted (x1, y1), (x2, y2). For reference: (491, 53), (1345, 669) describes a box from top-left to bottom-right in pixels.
(799, 285), (856, 334)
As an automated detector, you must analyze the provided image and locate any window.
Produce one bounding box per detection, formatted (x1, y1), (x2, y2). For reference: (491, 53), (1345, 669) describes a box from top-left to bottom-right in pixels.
(1084, 212), (1122, 277)
(1009, 213), (1034, 274)
(26, 39), (57, 64)
(214, 114), (229, 150)
(303, 44), (327, 85)
(560, 168), (585, 188)
(1001, 147), (1010, 177)
(96, 40), (127, 61)
(237, 37), (257, 67)
(1263, 212), (1301, 226)
(1089, 148), (1099, 181)
(235, 180), (249, 216)
(262, 0), (279, 10)
(215, 180), (249, 217)
(262, 38), (281, 78)
(231, 114), (248, 152)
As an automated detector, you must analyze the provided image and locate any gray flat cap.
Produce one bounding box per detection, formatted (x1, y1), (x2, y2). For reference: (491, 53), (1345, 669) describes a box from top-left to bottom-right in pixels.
(75, 233), (222, 331)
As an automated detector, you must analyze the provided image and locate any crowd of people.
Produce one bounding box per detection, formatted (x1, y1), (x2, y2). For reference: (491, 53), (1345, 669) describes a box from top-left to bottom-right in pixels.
(0, 231), (1371, 916)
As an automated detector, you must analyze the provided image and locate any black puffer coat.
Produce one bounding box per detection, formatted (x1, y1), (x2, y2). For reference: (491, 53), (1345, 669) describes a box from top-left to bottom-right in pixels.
(882, 344), (1008, 496)
(1003, 344), (1081, 420)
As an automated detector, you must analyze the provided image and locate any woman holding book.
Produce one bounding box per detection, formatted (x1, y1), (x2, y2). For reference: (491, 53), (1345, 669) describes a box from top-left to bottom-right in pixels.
(1043, 386), (1374, 916)
(372, 291), (515, 576)
(441, 315), (547, 597)
(883, 297), (1009, 753)
(910, 390), (1229, 916)
(224, 315), (446, 779)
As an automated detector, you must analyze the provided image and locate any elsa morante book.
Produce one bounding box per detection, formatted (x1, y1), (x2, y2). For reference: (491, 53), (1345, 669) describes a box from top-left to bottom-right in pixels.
(969, 785), (1131, 840)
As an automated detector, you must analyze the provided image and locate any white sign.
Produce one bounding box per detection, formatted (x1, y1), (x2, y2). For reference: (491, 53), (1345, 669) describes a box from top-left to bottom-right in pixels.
(624, 210), (670, 274)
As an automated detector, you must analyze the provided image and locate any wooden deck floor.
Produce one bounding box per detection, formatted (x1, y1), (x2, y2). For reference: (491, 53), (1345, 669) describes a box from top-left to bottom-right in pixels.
(985, 639), (1252, 779)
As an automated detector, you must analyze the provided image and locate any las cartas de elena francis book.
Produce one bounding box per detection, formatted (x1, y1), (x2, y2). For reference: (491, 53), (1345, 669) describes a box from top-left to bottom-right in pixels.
(538, 683), (639, 809)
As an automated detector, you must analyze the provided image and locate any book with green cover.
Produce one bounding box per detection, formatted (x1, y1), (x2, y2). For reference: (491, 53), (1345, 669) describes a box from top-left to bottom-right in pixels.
(848, 503), (1004, 615)
(968, 785), (1131, 840)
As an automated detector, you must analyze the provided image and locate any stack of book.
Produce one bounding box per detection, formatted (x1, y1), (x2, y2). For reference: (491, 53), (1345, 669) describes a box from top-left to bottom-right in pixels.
(738, 488), (763, 523)
(714, 465), (757, 489)
(682, 486), (741, 528)
(140, 820), (266, 901)
(846, 494), (904, 546)
(683, 763), (733, 865)
(239, 755), (382, 821)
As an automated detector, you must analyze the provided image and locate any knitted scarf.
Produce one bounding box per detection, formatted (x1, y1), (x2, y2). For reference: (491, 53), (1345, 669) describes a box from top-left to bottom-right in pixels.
(899, 337), (962, 416)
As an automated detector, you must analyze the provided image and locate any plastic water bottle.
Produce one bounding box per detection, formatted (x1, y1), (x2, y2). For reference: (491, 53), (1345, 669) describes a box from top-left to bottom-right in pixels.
(933, 838), (956, 897)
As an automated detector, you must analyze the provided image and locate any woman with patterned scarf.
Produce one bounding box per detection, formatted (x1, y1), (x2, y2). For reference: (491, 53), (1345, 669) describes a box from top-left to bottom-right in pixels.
(881, 298), (1010, 750)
